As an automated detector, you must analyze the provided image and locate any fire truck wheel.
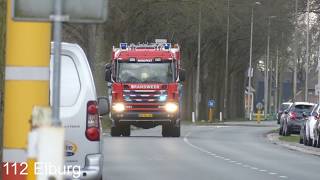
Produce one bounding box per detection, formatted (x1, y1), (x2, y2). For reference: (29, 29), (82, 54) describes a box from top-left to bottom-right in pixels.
(162, 125), (171, 137)
(171, 126), (180, 137)
(111, 126), (121, 137)
(122, 125), (131, 137)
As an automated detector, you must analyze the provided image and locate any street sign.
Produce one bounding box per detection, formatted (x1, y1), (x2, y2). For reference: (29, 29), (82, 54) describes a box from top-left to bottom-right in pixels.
(256, 102), (263, 110)
(12, 0), (108, 22)
(208, 99), (216, 109)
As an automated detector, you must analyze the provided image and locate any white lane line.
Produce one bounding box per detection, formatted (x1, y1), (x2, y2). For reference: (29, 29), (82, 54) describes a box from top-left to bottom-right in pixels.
(183, 130), (289, 179)
(279, 176), (288, 179)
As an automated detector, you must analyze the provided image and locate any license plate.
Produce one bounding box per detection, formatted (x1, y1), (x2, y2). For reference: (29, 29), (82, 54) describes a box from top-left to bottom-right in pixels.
(139, 113), (153, 118)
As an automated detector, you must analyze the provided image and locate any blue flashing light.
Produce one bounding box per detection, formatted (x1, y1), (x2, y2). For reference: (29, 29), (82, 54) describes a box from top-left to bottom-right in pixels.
(120, 43), (127, 49)
(164, 43), (171, 50)
(159, 95), (167, 102)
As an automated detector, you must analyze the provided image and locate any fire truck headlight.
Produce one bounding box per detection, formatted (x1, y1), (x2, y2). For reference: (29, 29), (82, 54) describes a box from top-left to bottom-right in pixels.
(165, 103), (178, 113)
(112, 103), (125, 112)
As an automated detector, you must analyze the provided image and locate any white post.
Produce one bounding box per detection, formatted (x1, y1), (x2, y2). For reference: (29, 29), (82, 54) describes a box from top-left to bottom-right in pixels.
(192, 112), (195, 123)
(220, 112), (223, 122)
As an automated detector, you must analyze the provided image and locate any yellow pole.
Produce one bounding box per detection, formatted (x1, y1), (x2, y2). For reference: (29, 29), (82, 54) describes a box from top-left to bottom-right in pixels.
(208, 108), (213, 122)
(257, 110), (261, 124)
(3, 0), (51, 179)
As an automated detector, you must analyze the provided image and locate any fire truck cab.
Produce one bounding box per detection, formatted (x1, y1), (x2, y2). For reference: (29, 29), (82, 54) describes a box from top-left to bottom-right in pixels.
(105, 40), (185, 137)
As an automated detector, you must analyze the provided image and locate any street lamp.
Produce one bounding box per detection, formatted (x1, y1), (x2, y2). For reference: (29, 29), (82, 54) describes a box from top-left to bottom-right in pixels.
(195, 1), (201, 121)
(305, 0), (310, 101)
(293, 0), (298, 102)
(265, 15), (276, 118)
(223, 0), (230, 120)
(248, 1), (261, 121)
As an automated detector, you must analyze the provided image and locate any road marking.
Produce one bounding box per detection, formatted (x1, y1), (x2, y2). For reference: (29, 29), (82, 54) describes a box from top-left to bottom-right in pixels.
(279, 176), (288, 179)
(183, 129), (289, 179)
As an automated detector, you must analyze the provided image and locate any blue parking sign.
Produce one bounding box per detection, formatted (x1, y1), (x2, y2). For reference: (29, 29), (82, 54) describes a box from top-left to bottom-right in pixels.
(208, 99), (215, 108)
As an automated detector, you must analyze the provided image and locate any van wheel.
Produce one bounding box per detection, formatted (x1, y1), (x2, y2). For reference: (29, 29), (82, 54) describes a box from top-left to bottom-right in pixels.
(111, 126), (121, 137)
(122, 125), (131, 137)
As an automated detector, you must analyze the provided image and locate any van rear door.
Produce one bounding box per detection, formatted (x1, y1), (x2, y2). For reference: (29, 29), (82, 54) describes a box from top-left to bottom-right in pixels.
(50, 44), (100, 168)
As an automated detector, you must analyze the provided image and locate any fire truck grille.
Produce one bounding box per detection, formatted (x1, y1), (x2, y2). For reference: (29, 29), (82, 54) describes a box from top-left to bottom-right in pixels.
(123, 90), (167, 111)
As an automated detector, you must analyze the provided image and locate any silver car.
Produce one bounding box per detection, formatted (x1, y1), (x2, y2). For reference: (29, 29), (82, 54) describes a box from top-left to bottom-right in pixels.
(301, 104), (320, 147)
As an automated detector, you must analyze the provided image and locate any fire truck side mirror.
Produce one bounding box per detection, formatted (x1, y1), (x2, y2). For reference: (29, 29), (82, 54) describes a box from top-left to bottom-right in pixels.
(179, 69), (186, 82)
(105, 69), (112, 82)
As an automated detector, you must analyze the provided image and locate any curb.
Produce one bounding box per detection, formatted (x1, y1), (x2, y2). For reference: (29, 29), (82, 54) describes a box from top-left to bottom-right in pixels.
(192, 122), (276, 128)
(266, 132), (320, 157)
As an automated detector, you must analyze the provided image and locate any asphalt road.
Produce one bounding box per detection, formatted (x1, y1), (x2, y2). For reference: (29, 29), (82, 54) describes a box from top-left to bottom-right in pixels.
(103, 121), (320, 180)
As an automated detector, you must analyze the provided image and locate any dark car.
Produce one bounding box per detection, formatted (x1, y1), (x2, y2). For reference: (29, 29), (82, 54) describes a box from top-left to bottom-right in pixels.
(279, 102), (315, 136)
(277, 102), (292, 124)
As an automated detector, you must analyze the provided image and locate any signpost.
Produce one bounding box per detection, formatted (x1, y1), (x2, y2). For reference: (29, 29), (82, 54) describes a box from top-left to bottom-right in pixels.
(208, 99), (215, 122)
(256, 102), (263, 123)
(12, 0), (107, 22)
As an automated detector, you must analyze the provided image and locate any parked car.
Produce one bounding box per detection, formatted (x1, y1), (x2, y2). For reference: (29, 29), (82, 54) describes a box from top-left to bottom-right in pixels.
(277, 102), (292, 124)
(279, 102), (315, 136)
(300, 104), (320, 147)
(50, 43), (109, 180)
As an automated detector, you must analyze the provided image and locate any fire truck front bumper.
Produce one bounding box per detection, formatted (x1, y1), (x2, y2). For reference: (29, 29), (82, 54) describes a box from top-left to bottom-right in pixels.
(111, 112), (179, 124)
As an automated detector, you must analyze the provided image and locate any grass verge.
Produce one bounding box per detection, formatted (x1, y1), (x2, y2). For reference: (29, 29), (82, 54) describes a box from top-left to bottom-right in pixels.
(279, 135), (300, 143)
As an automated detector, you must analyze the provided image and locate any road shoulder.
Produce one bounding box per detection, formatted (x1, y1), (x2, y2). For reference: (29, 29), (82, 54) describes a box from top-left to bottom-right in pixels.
(267, 132), (320, 156)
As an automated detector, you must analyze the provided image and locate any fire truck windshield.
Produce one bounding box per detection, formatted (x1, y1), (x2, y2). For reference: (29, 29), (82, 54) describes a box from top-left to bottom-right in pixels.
(117, 62), (175, 83)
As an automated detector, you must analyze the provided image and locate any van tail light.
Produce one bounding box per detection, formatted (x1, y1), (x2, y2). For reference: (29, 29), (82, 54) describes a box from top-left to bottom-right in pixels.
(289, 112), (297, 120)
(86, 101), (100, 141)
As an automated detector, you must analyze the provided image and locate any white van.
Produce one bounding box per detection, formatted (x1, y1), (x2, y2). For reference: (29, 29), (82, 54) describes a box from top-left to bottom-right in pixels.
(50, 42), (108, 180)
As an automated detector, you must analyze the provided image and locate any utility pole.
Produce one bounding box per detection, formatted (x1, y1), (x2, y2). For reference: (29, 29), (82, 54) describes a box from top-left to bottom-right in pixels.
(293, 0), (298, 102)
(248, 2), (261, 120)
(223, 0), (230, 120)
(195, 2), (201, 121)
(318, 45), (320, 104)
(305, 0), (310, 101)
(265, 18), (270, 117)
(265, 15), (276, 117)
(248, 5), (254, 120)
(275, 47), (279, 113)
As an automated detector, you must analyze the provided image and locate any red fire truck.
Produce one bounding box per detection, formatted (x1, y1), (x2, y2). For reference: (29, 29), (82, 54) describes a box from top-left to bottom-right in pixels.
(105, 40), (185, 137)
